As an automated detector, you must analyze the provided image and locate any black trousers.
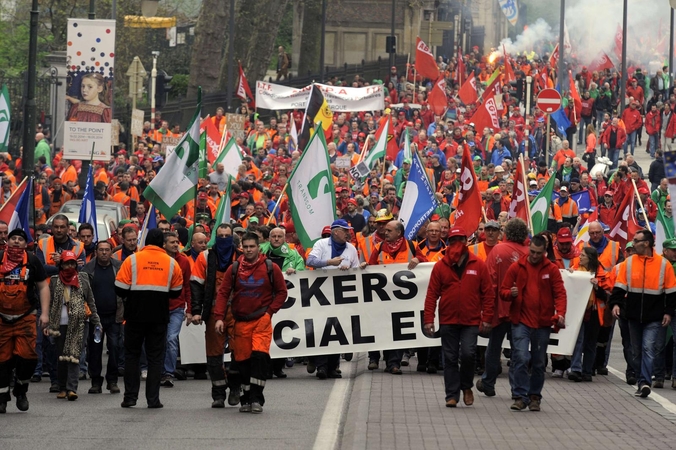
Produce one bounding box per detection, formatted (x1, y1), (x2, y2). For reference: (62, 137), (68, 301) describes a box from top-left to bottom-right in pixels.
(239, 351), (268, 406)
(123, 321), (167, 406)
(313, 354), (339, 372)
(0, 357), (36, 402)
(87, 315), (121, 386)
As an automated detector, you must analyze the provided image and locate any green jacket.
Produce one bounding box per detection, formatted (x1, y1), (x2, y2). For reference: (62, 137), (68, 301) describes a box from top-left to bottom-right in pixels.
(259, 242), (305, 272)
(35, 139), (52, 168)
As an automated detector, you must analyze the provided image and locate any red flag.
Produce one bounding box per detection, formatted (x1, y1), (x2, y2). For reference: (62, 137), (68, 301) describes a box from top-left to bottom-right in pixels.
(454, 146), (484, 235)
(237, 62), (255, 109)
(472, 97), (501, 133)
(614, 24), (623, 61)
(507, 159), (529, 222)
(609, 187), (642, 248)
(549, 44), (559, 69)
(0, 179), (28, 225)
(588, 52), (615, 73)
(503, 45), (516, 83)
(482, 71), (501, 102)
(415, 37), (439, 80)
(456, 47), (465, 86)
(458, 72), (478, 105)
(568, 70), (583, 122)
(427, 78), (447, 116)
(202, 118), (223, 164)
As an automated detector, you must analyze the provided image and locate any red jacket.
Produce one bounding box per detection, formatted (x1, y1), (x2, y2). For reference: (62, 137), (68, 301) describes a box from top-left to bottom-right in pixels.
(500, 255), (567, 328)
(214, 254), (288, 321)
(645, 110), (662, 135)
(621, 107), (642, 134)
(485, 241), (530, 326)
(170, 252), (192, 314)
(424, 251), (494, 326)
(600, 125), (627, 150)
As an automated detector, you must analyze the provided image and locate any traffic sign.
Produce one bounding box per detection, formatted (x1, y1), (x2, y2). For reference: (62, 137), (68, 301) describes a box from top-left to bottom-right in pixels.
(536, 88), (562, 114)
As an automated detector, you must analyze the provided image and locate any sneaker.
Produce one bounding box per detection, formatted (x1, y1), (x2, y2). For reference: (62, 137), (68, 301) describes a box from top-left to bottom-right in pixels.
(228, 388), (241, 406)
(563, 369), (571, 378)
(141, 370), (148, 380)
(211, 399), (225, 408)
(15, 395), (28, 411)
(107, 383), (121, 394)
(30, 375), (41, 383)
(510, 399), (527, 411)
(160, 376), (175, 388)
(568, 371), (582, 382)
(476, 379), (496, 397)
(626, 375), (637, 386)
(49, 382), (60, 393)
(67, 391), (78, 401)
(239, 403), (252, 413)
(88, 385), (102, 394)
(306, 361), (316, 374)
(273, 369), (287, 379)
(401, 354), (410, 366)
(285, 358), (295, 368)
(251, 402), (263, 414)
(528, 396), (541, 411)
(640, 384), (651, 398)
(367, 361), (379, 370)
(551, 369), (564, 378)
(387, 366), (402, 375)
(653, 379), (664, 389)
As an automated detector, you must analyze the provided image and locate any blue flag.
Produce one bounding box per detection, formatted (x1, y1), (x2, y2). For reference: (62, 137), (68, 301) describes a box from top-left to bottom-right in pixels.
(551, 189), (593, 214)
(398, 152), (439, 240)
(549, 84), (571, 136)
(8, 179), (33, 243)
(137, 205), (158, 250)
(78, 165), (98, 242)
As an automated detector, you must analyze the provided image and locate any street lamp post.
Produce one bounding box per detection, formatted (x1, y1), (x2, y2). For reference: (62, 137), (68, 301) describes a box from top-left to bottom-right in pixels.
(22, 0), (39, 175)
(151, 51), (159, 129)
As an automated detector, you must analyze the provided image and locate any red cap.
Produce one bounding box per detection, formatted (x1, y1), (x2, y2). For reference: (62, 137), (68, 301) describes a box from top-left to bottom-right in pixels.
(198, 192), (208, 200)
(347, 198), (358, 206)
(255, 201), (265, 208)
(603, 190), (614, 196)
(448, 226), (468, 239)
(240, 192), (250, 199)
(322, 226), (331, 236)
(638, 186), (650, 195)
(61, 250), (77, 263)
(557, 227), (573, 243)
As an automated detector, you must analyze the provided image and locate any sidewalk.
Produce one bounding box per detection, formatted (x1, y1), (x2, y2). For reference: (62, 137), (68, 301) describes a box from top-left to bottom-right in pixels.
(341, 352), (676, 450)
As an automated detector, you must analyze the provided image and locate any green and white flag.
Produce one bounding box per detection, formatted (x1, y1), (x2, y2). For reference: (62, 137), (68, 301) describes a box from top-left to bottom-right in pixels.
(143, 89), (202, 220)
(213, 135), (242, 180)
(287, 130), (336, 249)
(361, 118), (389, 169)
(208, 177), (232, 247)
(199, 130), (208, 179)
(655, 202), (674, 253)
(0, 85), (10, 152)
(530, 172), (556, 235)
(403, 128), (412, 160)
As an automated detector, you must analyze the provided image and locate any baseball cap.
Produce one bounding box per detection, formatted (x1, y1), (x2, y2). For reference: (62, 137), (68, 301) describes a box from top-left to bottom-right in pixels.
(638, 186), (650, 195)
(448, 226), (468, 239)
(557, 227), (573, 243)
(249, 216), (259, 224)
(152, 155), (163, 163)
(233, 226), (245, 234)
(529, 180), (538, 187)
(473, 156), (482, 161)
(347, 198), (358, 206)
(240, 192), (250, 199)
(559, 186), (568, 192)
(570, 178), (580, 184)
(61, 250), (77, 263)
(198, 192), (208, 200)
(484, 220), (501, 230)
(322, 226), (331, 237)
(604, 190), (614, 196)
(663, 238), (676, 250)
(330, 219), (353, 230)
(403, 158), (412, 165)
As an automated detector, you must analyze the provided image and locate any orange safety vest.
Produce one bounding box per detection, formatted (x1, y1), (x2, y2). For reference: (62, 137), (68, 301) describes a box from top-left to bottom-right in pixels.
(615, 254), (676, 297)
(115, 245), (183, 293)
(584, 240), (621, 269)
(112, 248), (137, 261)
(548, 202), (562, 222)
(419, 240), (446, 262)
(0, 255), (30, 316)
(34, 187), (46, 225)
(559, 197), (578, 218)
(49, 190), (71, 217)
(469, 242), (488, 261)
(376, 241), (414, 264)
(38, 237), (84, 266)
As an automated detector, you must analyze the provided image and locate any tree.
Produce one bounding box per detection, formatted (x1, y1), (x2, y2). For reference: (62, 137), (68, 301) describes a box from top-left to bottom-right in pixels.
(297, 0), (322, 77)
(186, 0), (228, 98)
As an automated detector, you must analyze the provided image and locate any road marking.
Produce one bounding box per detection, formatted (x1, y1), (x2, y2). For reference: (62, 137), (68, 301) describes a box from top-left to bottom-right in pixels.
(312, 361), (355, 450)
(607, 365), (676, 415)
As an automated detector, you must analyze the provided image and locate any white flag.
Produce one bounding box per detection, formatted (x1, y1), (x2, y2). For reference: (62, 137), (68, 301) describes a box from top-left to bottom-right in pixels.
(0, 85), (10, 152)
(212, 135), (242, 180)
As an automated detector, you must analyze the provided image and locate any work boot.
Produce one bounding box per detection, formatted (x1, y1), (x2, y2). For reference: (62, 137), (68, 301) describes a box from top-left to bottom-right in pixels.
(228, 388), (241, 406)
(476, 379), (495, 397)
(211, 399), (225, 408)
(15, 395), (29, 411)
(653, 379), (664, 389)
(251, 402), (263, 414)
(367, 361), (378, 370)
(107, 383), (121, 394)
(89, 383), (102, 394)
(510, 399), (527, 411)
(462, 389), (474, 406)
(528, 395), (541, 411)
(0, 401), (6, 413)
(239, 403), (252, 413)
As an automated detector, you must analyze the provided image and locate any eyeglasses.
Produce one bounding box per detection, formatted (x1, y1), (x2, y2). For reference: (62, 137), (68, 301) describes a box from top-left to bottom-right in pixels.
(632, 239), (647, 244)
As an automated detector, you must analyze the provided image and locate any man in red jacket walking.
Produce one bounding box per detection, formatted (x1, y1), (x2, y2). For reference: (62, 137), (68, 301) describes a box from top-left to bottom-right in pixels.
(601, 117), (627, 170)
(501, 235), (567, 412)
(621, 101), (642, 157)
(214, 233), (288, 414)
(423, 227), (494, 408)
(645, 104), (662, 158)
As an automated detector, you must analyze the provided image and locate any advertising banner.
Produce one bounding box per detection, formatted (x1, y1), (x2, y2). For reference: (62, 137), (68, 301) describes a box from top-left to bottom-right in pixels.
(179, 263), (592, 364)
(64, 19), (116, 161)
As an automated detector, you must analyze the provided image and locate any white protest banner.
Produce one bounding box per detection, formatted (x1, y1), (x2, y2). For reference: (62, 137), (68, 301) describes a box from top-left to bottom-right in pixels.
(335, 156), (352, 169)
(179, 264), (592, 364)
(64, 19), (115, 161)
(225, 113), (246, 140)
(255, 81), (384, 112)
(131, 108), (144, 137)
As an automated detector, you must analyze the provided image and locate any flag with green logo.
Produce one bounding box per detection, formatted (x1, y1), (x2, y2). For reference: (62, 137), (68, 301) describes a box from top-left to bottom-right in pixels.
(656, 202), (674, 253)
(0, 85), (10, 152)
(212, 134), (242, 180)
(403, 128), (411, 160)
(529, 172), (556, 235)
(143, 89), (202, 220)
(286, 130), (336, 248)
(208, 177), (232, 247)
(362, 116), (389, 170)
(199, 130), (208, 179)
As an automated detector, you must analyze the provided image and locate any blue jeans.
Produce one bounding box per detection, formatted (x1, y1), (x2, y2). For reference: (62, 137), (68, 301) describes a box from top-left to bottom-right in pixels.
(34, 309), (57, 383)
(627, 320), (662, 387)
(510, 323), (551, 402)
(578, 116), (591, 144)
(440, 325), (479, 402)
(623, 131), (637, 155)
(648, 134), (659, 158)
(609, 148), (620, 169)
(481, 321), (514, 392)
(163, 308), (185, 376)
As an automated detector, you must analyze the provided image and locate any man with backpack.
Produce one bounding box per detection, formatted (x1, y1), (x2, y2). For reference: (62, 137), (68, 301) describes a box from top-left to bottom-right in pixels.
(214, 232), (288, 414)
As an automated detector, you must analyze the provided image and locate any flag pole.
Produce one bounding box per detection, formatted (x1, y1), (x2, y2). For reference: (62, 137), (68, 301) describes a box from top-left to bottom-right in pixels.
(631, 178), (650, 227)
(520, 154), (534, 235)
(267, 182), (288, 225)
(405, 54), (410, 82)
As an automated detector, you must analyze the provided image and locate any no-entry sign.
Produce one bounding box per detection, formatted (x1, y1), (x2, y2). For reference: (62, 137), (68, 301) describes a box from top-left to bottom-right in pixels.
(536, 88), (562, 113)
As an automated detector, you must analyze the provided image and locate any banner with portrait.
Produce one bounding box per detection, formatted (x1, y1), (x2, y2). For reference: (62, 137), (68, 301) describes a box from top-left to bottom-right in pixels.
(64, 19), (116, 161)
